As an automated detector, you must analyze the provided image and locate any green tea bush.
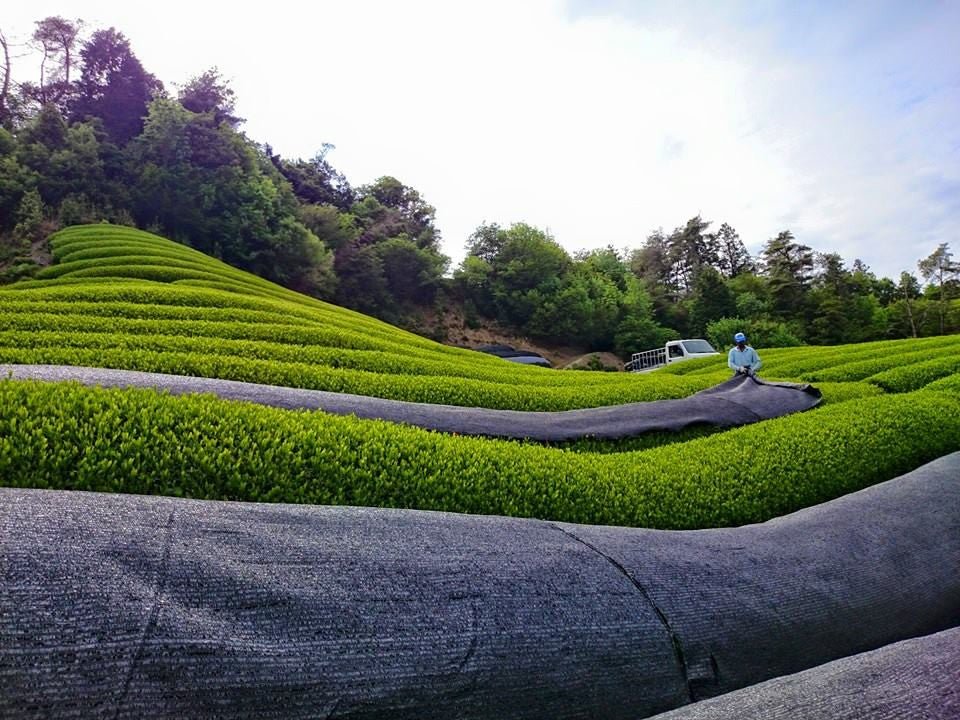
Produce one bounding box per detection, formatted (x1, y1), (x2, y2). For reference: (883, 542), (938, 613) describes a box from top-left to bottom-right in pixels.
(0, 344), (710, 410)
(923, 373), (960, 395)
(802, 346), (960, 382)
(1, 380), (957, 529)
(768, 335), (960, 378)
(866, 356), (960, 393)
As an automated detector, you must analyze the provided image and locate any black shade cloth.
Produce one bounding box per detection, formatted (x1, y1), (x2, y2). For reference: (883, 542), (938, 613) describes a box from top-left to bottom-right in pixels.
(2, 452), (958, 719)
(648, 626), (960, 720)
(0, 365), (821, 440)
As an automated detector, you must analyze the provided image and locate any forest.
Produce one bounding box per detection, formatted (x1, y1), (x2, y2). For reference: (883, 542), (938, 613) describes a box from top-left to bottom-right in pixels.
(2, 16), (958, 356)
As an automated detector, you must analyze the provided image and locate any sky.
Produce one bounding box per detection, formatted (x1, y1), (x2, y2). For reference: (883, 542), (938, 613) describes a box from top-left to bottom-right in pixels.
(3, 0), (959, 280)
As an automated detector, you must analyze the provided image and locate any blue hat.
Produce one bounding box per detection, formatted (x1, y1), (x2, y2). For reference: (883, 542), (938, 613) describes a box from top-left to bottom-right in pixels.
(734, 332), (746, 343)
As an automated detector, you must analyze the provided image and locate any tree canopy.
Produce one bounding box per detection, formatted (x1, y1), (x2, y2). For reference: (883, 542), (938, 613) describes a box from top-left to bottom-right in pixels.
(1, 14), (957, 353)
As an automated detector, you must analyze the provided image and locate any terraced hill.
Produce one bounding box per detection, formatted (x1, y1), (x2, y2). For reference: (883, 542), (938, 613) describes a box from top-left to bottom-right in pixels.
(1, 224), (959, 529)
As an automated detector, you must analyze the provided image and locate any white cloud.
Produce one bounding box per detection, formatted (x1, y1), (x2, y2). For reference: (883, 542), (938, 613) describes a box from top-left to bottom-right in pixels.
(4, 0), (957, 279)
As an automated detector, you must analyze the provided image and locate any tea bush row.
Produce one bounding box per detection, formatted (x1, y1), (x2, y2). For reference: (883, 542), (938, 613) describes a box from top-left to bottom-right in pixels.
(2, 379), (957, 529)
(798, 346), (960, 383)
(0, 304), (686, 391)
(866, 357), (960, 393)
(2, 282), (464, 354)
(0, 345), (713, 410)
(0, 324), (715, 396)
(660, 334), (960, 382)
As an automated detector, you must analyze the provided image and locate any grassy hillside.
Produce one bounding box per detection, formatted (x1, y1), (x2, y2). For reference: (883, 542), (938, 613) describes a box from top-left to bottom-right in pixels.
(2, 224), (959, 529)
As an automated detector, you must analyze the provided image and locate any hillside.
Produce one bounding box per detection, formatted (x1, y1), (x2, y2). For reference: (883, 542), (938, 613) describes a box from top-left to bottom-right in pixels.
(1, 224), (960, 529)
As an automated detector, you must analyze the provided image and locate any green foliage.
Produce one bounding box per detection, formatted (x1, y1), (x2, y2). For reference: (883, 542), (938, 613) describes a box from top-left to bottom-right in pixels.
(688, 266), (735, 335)
(761, 230), (814, 318)
(924, 373), (960, 395)
(0, 262), (40, 283)
(178, 67), (242, 128)
(527, 264), (621, 347)
(614, 317), (679, 358)
(299, 203), (358, 251)
(127, 98), (320, 288)
(457, 227), (673, 354)
(2, 380), (957, 529)
(358, 176), (438, 249)
(1, 15), (955, 348)
(4, 223), (960, 536)
(706, 317), (803, 351)
(374, 236), (447, 305)
(865, 355), (960, 393)
(69, 27), (163, 144)
(489, 223), (570, 327)
(1, 225), (727, 409)
(12, 188), (44, 244)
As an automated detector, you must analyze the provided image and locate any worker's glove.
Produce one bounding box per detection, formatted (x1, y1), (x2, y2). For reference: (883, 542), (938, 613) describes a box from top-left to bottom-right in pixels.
(737, 366), (748, 375)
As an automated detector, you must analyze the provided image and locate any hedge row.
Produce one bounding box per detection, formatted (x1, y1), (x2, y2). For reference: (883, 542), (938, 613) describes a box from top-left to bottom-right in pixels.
(0, 346), (713, 409)
(0, 305), (683, 388)
(0, 326), (712, 395)
(0, 299), (316, 328)
(774, 336), (960, 378)
(50, 225), (391, 320)
(57, 243), (211, 265)
(2, 380), (957, 529)
(924, 374), (960, 395)
(2, 282), (461, 353)
(37, 255), (261, 283)
(660, 334), (960, 380)
(15, 225), (956, 410)
(800, 345), (960, 383)
(866, 356), (960, 393)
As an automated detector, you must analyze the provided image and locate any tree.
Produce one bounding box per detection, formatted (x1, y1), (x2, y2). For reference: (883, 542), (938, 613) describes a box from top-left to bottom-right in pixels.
(918, 243), (959, 335)
(12, 187), (44, 245)
(688, 266), (736, 335)
(127, 98), (324, 291)
(70, 28), (163, 144)
(178, 67), (242, 128)
(490, 224), (569, 325)
(714, 223), (753, 277)
(612, 273), (675, 357)
(465, 222), (505, 263)
(0, 127), (31, 232)
(666, 215), (716, 294)
(299, 203), (358, 251)
(577, 246), (630, 292)
(761, 230), (814, 321)
(0, 27), (11, 127)
(706, 317), (802, 350)
(356, 176), (439, 250)
(630, 229), (683, 328)
(630, 230), (671, 289)
(22, 17), (82, 110)
(453, 255), (495, 318)
(374, 235), (447, 306)
(527, 263), (621, 347)
(272, 144), (353, 210)
(333, 242), (392, 316)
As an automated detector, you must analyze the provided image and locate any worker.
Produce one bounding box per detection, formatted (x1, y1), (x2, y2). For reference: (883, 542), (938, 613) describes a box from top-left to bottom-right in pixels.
(728, 332), (761, 376)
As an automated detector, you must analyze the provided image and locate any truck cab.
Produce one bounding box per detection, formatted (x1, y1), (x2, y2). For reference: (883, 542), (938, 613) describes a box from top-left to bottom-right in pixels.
(626, 339), (719, 372)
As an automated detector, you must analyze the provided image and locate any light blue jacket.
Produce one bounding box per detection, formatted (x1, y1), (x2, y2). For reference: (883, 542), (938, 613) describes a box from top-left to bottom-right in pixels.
(728, 346), (762, 373)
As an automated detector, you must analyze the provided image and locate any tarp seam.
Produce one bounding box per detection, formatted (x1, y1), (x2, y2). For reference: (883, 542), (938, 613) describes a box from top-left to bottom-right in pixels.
(111, 510), (176, 719)
(550, 523), (695, 703)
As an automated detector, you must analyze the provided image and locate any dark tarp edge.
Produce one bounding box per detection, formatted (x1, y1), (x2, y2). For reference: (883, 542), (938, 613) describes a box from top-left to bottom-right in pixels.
(0, 364), (821, 440)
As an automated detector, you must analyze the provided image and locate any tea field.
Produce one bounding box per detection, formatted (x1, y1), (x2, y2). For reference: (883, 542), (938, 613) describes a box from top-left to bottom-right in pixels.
(2, 225), (959, 529)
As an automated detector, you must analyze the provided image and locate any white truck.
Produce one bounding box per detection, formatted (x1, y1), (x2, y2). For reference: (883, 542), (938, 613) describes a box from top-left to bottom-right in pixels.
(625, 339), (720, 372)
